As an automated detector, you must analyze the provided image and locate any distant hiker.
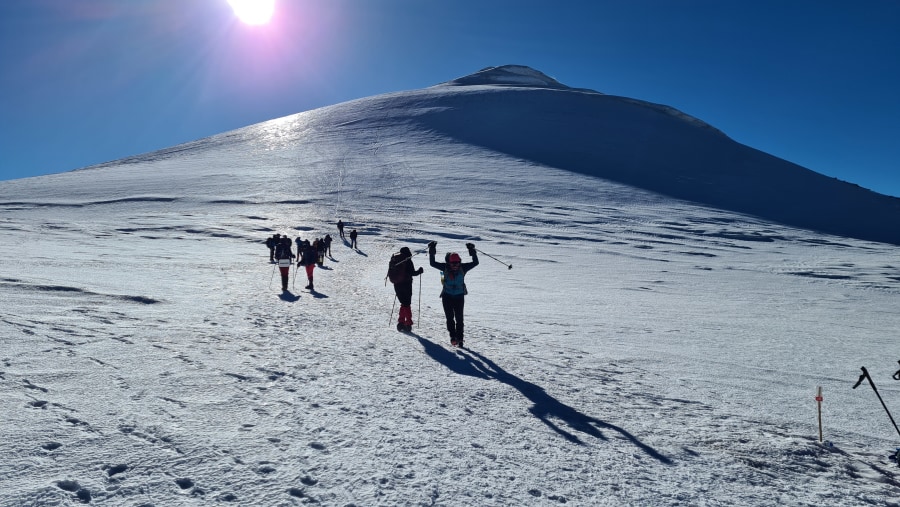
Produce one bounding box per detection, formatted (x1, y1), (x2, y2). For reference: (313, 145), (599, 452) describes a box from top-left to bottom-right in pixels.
(274, 236), (295, 291)
(298, 239), (318, 291)
(388, 247), (425, 332)
(266, 233), (281, 262)
(311, 238), (323, 267)
(323, 234), (333, 258)
(349, 229), (358, 249)
(294, 236), (303, 260)
(337, 220), (345, 239)
(428, 241), (478, 347)
(316, 238), (327, 266)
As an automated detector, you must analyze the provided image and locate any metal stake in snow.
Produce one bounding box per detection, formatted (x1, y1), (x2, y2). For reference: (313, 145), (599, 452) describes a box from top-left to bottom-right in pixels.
(853, 367), (900, 439)
(815, 386), (824, 443)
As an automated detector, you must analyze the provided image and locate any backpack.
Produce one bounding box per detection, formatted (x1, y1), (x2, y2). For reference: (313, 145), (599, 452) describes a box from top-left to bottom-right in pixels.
(274, 242), (291, 260)
(387, 252), (408, 284)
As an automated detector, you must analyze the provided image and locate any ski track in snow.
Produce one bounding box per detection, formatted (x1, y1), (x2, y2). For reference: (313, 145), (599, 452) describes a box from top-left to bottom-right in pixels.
(1, 110), (900, 506)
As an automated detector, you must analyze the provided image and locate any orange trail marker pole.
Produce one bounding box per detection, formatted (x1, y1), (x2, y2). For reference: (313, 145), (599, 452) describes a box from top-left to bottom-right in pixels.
(816, 386), (824, 443)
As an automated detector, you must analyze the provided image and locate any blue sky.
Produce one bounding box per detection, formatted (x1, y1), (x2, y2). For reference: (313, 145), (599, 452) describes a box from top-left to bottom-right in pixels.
(1, 1), (899, 197)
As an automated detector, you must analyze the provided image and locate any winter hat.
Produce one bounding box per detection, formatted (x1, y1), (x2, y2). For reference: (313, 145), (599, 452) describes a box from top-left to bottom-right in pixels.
(447, 252), (462, 263)
(400, 247), (411, 256)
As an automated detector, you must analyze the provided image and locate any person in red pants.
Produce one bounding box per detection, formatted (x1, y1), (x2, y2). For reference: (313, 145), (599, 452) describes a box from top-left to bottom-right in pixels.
(298, 239), (318, 291)
(273, 236), (294, 291)
(388, 246), (424, 332)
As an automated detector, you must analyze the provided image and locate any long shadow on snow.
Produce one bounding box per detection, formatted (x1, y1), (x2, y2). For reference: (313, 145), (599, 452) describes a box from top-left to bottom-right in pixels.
(415, 335), (672, 464)
(414, 335), (492, 379)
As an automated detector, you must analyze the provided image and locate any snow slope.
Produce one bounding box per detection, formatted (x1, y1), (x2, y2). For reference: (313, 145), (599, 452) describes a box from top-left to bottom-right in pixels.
(1, 66), (899, 506)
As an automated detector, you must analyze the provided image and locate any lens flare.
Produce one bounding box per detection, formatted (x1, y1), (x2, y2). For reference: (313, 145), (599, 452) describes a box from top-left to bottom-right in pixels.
(227, 0), (276, 25)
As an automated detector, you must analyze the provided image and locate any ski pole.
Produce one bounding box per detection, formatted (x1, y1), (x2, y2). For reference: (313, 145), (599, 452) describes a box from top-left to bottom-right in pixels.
(388, 295), (397, 327)
(417, 274), (422, 326)
(269, 263), (277, 289)
(853, 367), (900, 438)
(475, 248), (512, 270)
(292, 262), (298, 290)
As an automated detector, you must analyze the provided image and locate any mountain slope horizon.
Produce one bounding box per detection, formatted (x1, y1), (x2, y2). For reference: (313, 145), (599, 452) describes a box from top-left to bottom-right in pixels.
(426, 65), (900, 246)
(15, 64), (900, 245)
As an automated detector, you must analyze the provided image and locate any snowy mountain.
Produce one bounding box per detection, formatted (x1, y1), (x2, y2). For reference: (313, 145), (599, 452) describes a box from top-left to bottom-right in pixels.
(2, 65), (899, 505)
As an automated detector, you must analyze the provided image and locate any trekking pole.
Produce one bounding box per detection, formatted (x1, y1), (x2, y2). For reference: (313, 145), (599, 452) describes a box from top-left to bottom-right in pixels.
(853, 367), (900, 439)
(475, 248), (513, 270)
(292, 262), (299, 290)
(269, 263), (277, 289)
(388, 295), (397, 327)
(417, 274), (422, 326)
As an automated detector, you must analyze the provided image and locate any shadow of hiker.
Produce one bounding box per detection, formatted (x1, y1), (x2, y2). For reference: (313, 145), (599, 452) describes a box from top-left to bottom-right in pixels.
(414, 335), (492, 379)
(279, 291), (300, 302)
(304, 288), (328, 299)
(416, 338), (672, 464)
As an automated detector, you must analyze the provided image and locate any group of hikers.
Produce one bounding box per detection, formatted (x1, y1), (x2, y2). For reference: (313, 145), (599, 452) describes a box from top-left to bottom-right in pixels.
(264, 220), (480, 348)
(265, 231), (335, 292)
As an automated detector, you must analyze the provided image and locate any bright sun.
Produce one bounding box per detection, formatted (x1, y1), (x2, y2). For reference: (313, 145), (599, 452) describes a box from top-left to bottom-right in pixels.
(227, 0), (276, 25)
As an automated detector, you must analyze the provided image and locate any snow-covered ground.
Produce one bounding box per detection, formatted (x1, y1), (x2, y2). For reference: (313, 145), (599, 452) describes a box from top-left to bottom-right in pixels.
(2, 67), (900, 506)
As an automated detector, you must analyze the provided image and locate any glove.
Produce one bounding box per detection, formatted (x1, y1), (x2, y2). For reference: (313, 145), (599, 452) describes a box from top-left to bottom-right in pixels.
(428, 241), (437, 253)
(417, 267), (424, 274)
(466, 242), (475, 252)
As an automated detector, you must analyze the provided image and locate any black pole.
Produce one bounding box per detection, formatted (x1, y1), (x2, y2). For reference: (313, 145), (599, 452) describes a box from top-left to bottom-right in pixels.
(388, 295), (397, 328)
(474, 248), (512, 270)
(853, 367), (900, 439)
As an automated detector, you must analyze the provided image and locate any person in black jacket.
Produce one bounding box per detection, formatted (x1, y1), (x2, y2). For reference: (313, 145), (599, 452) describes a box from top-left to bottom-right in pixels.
(273, 236), (294, 291)
(323, 234), (333, 258)
(298, 239), (318, 290)
(428, 241), (478, 347)
(390, 247), (424, 332)
(265, 233), (281, 262)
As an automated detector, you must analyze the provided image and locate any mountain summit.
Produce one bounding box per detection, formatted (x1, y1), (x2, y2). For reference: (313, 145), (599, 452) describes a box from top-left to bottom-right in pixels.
(416, 66), (900, 245)
(436, 65), (582, 91)
(10, 65), (900, 245)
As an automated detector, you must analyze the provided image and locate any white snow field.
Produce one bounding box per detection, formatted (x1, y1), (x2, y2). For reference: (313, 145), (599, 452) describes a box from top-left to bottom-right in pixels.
(2, 66), (899, 506)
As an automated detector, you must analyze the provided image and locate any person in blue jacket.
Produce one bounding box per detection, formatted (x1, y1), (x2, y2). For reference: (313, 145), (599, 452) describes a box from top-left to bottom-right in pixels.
(428, 241), (478, 347)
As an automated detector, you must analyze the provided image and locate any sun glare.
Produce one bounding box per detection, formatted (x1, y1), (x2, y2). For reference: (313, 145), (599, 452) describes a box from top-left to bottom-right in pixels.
(228, 0), (276, 25)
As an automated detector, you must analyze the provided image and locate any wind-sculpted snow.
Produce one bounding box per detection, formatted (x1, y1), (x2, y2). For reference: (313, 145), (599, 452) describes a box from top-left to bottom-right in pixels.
(1, 67), (899, 505)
